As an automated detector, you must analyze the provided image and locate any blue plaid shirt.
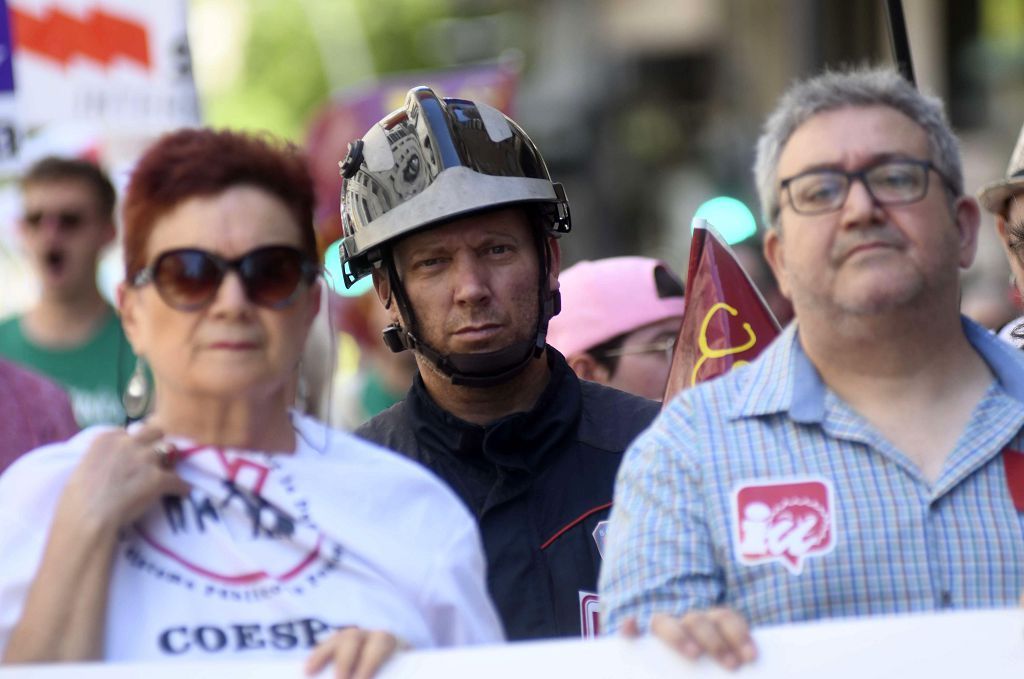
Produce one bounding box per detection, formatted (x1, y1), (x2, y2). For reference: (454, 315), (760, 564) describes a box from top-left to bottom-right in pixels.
(600, 318), (1024, 633)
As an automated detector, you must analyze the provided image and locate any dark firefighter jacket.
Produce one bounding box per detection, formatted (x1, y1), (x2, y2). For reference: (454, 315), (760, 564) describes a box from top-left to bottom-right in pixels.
(355, 348), (659, 640)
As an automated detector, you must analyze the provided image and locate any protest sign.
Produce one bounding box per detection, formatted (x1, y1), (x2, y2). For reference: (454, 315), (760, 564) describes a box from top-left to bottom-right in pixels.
(8, 0), (199, 133)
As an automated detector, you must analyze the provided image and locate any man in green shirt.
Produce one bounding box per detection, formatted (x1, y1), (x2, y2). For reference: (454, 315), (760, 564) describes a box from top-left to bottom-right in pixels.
(0, 157), (136, 427)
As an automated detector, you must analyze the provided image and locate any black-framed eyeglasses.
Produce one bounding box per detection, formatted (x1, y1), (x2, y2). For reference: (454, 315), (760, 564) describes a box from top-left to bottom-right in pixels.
(596, 336), (676, 362)
(131, 246), (320, 311)
(779, 159), (955, 216)
(22, 209), (87, 233)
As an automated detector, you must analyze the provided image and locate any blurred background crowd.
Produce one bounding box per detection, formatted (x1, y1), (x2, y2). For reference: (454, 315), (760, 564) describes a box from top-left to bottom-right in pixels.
(1, 0), (1023, 431)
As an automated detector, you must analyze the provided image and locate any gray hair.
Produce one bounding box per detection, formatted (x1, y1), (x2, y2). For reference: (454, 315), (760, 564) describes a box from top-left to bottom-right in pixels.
(753, 67), (963, 229)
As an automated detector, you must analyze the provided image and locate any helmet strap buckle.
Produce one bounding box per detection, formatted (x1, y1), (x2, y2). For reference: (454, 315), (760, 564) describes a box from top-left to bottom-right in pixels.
(381, 323), (410, 353)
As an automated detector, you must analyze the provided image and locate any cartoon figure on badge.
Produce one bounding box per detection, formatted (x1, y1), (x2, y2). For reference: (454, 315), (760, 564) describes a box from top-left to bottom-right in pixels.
(732, 477), (835, 575)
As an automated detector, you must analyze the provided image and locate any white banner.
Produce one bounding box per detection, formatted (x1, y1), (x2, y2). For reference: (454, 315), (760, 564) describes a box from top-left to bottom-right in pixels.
(8, 0), (199, 132)
(0, 608), (1020, 678)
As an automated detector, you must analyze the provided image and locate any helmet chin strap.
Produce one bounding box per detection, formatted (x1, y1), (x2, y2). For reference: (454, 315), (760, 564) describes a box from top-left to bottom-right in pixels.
(381, 230), (559, 388)
(381, 324), (543, 388)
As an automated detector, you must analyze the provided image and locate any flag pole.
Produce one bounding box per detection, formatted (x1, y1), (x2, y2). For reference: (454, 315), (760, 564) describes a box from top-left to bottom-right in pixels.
(884, 0), (916, 86)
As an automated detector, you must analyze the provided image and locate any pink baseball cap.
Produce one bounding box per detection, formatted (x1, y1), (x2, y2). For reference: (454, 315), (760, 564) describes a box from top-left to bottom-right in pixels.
(548, 256), (685, 358)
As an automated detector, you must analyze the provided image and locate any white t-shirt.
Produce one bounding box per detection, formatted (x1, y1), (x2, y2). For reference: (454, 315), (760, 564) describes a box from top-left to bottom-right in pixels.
(0, 412), (503, 661)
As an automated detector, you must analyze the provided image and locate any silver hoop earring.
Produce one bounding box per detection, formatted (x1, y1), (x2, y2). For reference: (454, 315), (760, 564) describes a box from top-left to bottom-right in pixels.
(123, 357), (152, 420)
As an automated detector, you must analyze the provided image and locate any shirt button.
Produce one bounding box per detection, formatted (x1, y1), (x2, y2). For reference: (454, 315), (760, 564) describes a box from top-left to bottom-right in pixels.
(940, 590), (952, 607)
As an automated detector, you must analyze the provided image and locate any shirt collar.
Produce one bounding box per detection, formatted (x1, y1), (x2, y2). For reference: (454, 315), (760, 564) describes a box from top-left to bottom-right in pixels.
(963, 315), (1024, 402)
(729, 322), (802, 420)
(405, 348), (581, 472)
(731, 315), (1024, 423)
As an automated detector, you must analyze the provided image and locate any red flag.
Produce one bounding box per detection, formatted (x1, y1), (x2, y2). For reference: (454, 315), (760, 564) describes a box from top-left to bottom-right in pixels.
(663, 221), (782, 404)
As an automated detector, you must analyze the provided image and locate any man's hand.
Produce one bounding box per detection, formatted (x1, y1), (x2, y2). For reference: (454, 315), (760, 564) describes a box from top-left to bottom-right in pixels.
(626, 608), (757, 670)
(305, 628), (404, 679)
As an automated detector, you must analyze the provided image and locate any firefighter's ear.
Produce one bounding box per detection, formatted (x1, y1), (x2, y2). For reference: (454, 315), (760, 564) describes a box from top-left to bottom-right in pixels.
(546, 236), (561, 295)
(372, 268), (396, 315)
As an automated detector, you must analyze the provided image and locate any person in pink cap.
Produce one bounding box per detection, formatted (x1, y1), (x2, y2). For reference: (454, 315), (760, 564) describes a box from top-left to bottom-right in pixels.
(547, 257), (684, 401)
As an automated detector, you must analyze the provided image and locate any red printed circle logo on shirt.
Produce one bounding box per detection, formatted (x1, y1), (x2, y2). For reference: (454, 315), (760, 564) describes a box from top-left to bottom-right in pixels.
(731, 477), (835, 575)
(135, 447), (323, 585)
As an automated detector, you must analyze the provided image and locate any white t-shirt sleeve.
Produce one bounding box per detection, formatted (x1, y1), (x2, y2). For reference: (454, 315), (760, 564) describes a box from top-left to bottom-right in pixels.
(296, 415), (505, 648)
(0, 434), (93, 655)
(0, 505), (45, 656)
(416, 516), (504, 646)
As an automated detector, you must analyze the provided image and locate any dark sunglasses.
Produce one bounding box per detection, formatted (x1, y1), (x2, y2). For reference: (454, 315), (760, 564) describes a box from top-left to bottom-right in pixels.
(22, 210), (86, 232)
(131, 246), (320, 311)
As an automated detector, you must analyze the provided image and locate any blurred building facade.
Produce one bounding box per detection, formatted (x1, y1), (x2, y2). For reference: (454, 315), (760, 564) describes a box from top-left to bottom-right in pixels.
(6, 0), (1022, 326)
(429, 0), (1023, 326)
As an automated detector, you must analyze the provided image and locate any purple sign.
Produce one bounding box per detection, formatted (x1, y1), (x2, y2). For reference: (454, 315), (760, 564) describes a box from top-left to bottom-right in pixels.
(0, 1), (14, 93)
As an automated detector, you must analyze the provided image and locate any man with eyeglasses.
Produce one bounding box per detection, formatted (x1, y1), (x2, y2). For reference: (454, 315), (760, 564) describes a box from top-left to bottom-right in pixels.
(600, 68), (1024, 668)
(0, 157), (137, 426)
(547, 257), (684, 401)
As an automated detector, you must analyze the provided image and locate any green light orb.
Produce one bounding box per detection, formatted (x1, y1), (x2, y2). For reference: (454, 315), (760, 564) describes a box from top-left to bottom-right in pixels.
(323, 240), (374, 297)
(693, 196), (758, 245)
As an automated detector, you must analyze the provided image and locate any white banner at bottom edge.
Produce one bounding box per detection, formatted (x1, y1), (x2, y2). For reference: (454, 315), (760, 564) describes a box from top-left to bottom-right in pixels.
(0, 608), (1021, 678)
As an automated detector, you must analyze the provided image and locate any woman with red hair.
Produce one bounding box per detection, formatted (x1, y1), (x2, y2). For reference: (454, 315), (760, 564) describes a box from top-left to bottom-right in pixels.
(0, 129), (502, 675)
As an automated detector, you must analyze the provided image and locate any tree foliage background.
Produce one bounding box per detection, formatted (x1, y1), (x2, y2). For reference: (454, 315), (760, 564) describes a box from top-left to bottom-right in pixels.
(190, 0), (455, 142)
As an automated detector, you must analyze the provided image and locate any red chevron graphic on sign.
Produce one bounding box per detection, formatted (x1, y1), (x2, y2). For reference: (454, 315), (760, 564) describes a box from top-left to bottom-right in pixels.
(10, 6), (151, 71)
